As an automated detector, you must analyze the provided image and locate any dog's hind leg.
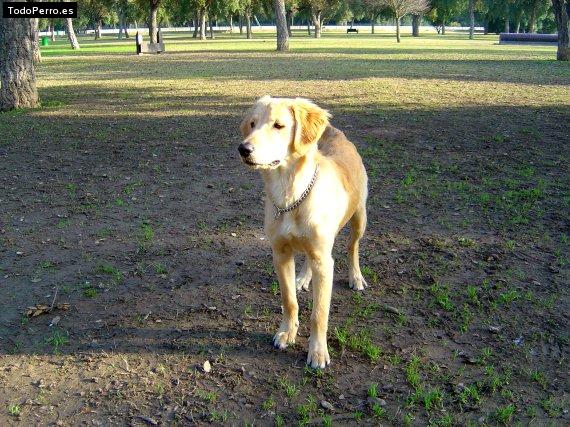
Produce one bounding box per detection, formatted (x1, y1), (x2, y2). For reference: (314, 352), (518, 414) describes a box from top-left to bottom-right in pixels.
(296, 257), (312, 291)
(348, 205), (367, 291)
(272, 246), (299, 349)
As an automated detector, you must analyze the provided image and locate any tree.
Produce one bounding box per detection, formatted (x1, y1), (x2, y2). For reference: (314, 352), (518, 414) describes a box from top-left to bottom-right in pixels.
(468, 0), (475, 38)
(301, 0), (343, 38)
(412, 13), (422, 36)
(149, 0), (161, 43)
(116, 0), (133, 39)
(65, 18), (81, 49)
(429, 0), (466, 34)
(85, 0), (113, 39)
(275, 0), (290, 50)
(551, 0), (569, 60)
(382, 0), (429, 42)
(237, 0), (256, 38)
(285, 0), (299, 36)
(353, 0), (390, 34)
(0, 1), (40, 111)
(525, 0), (549, 32)
(31, 18), (42, 64)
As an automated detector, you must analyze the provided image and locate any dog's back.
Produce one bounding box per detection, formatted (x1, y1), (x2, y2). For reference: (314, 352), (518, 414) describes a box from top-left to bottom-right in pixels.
(317, 125), (368, 213)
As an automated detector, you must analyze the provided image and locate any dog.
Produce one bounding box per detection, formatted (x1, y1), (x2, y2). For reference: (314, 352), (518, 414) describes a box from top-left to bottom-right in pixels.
(238, 96), (368, 368)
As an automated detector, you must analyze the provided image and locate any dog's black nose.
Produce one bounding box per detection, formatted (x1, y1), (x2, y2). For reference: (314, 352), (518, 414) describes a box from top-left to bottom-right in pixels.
(238, 143), (254, 158)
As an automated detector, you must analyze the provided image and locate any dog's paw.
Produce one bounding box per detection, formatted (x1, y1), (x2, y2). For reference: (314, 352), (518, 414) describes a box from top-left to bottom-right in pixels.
(295, 274), (311, 291)
(349, 274), (368, 291)
(273, 324), (298, 350)
(307, 341), (330, 369)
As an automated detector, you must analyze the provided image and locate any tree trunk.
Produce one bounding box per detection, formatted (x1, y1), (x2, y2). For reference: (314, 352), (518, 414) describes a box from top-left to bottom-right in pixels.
(528, 0), (538, 33)
(307, 21), (311, 35)
(0, 11), (40, 111)
(286, 9), (293, 37)
(396, 16), (401, 42)
(412, 14), (420, 37)
(32, 18), (41, 64)
(274, 0), (289, 51)
(229, 15), (233, 33)
(246, 12), (252, 39)
(199, 8), (206, 40)
(441, 19), (446, 35)
(192, 12), (198, 38)
(149, 1), (158, 43)
(50, 20), (56, 41)
(504, 7), (510, 33)
(239, 15), (244, 34)
(483, 17), (489, 34)
(209, 17), (214, 39)
(551, 0), (569, 60)
(514, 10), (523, 33)
(119, 11), (129, 39)
(95, 20), (102, 39)
(65, 18), (80, 49)
(124, 24), (130, 38)
(312, 11), (322, 38)
(118, 11), (125, 39)
(372, 19), (375, 34)
(468, 0), (475, 39)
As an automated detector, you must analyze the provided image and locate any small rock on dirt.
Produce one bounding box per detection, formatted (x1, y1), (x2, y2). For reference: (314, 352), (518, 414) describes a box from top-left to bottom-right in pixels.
(367, 397), (387, 407)
(320, 400), (334, 411)
(138, 415), (158, 426)
(203, 360), (211, 373)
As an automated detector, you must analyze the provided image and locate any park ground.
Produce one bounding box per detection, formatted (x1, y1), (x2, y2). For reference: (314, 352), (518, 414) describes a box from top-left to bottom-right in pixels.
(0, 31), (569, 426)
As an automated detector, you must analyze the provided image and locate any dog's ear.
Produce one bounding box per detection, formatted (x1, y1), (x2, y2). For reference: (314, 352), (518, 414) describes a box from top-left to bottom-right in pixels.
(240, 112), (253, 138)
(240, 96), (272, 138)
(291, 98), (331, 154)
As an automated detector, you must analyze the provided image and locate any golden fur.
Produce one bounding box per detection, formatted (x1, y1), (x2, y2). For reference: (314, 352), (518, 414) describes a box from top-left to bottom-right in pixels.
(238, 96), (368, 368)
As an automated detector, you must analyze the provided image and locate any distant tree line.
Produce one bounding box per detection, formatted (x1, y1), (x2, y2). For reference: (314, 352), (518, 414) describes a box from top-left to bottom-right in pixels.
(38, 0), (562, 44)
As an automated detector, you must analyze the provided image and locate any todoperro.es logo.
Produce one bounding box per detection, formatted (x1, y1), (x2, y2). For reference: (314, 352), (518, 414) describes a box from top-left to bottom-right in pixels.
(2, 2), (77, 18)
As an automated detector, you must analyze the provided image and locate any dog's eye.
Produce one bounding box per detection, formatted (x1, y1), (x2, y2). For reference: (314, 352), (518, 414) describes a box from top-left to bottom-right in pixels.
(274, 123), (284, 130)
(250, 121), (255, 128)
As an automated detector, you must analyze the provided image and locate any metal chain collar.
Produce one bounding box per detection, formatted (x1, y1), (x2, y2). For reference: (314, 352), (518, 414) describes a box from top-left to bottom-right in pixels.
(272, 165), (319, 219)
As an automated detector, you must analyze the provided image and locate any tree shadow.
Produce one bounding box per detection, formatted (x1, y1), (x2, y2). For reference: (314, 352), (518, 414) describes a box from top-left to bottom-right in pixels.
(0, 99), (568, 358)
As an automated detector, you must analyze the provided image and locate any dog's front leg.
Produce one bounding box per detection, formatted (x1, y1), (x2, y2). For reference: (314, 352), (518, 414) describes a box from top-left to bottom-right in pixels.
(307, 249), (334, 368)
(272, 246), (299, 349)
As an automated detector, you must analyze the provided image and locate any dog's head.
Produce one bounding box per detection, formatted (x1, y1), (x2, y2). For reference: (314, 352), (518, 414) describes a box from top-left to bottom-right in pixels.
(238, 96), (330, 170)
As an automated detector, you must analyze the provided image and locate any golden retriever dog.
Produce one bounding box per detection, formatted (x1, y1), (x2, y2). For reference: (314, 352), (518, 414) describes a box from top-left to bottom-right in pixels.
(238, 96), (368, 368)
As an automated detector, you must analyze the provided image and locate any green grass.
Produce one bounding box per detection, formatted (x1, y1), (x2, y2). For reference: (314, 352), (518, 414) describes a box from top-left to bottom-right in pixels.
(195, 389), (218, 403)
(405, 356), (422, 390)
(367, 383), (378, 398)
(96, 263), (124, 285)
(269, 280), (279, 296)
(46, 330), (69, 352)
(8, 404), (21, 417)
(492, 403), (516, 424)
(278, 378), (299, 398)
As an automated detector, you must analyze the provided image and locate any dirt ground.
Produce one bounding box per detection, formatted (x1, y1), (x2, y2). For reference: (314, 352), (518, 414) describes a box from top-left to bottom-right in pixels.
(0, 34), (569, 426)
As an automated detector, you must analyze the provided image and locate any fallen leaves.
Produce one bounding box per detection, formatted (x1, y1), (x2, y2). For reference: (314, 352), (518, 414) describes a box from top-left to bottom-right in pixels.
(25, 303), (70, 317)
